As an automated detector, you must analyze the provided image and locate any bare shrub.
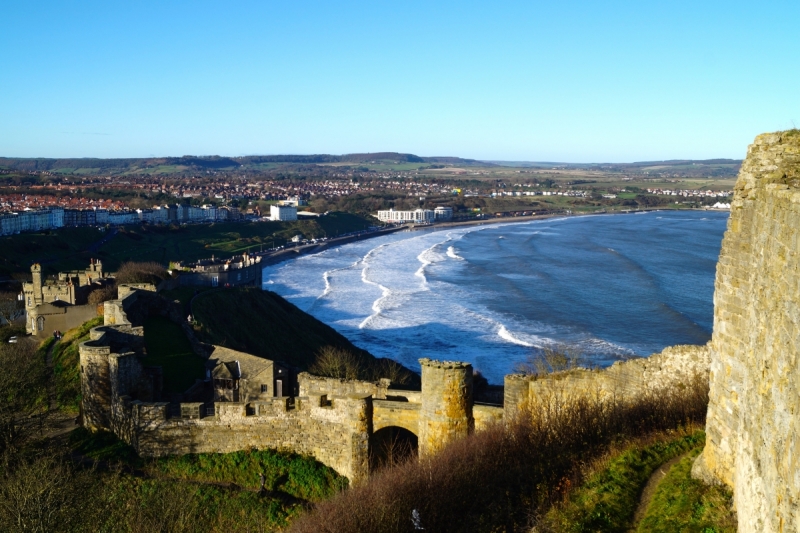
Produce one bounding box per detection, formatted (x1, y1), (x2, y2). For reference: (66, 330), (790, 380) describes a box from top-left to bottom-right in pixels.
(0, 341), (48, 459)
(288, 377), (709, 533)
(87, 284), (117, 305)
(115, 261), (168, 286)
(514, 343), (588, 375)
(309, 346), (365, 380)
(0, 291), (23, 325)
(0, 454), (95, 533)
(368, 358), (414, 386)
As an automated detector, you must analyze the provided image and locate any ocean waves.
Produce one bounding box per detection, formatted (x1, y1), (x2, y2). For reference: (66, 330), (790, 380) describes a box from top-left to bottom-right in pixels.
(262, 211), (728, 383)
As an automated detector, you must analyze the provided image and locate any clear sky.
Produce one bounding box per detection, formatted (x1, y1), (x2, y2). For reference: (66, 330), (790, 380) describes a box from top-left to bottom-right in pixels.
(1, 1), (798, 162)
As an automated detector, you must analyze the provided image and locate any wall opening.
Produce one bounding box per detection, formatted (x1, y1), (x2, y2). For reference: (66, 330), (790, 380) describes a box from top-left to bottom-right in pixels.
(370, 426), (418, 472)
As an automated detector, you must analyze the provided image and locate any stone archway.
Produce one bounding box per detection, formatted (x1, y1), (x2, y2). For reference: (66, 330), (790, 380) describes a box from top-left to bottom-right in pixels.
(369, 426), (418, 472)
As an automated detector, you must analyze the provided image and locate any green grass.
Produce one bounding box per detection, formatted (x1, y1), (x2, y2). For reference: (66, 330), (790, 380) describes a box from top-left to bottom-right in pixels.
(68, 427), (346, 530)
(141, 316), (206, 393)
(0, 226), (107, 277)
(192, 288), (371, 369)
(52, 316), (103, 412)
(70, 427), (142, 464)
(151, 448), (347, 501)
(160, 286), (211, 316)
(542, 430), (706, 533)
(637, 447), (737, 533)
(69, 427), (347, 502)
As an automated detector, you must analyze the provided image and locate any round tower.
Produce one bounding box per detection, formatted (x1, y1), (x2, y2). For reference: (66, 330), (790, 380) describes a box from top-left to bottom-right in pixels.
(418, 358), (474, 457)
(79, 339), (113, 431)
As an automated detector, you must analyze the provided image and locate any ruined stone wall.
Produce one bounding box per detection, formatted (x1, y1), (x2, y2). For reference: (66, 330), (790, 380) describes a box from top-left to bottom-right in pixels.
(115, 393), (372, 482)
(474, 404), (503, 430)
(692, 131), (800, 533)
(298, 373), (390, 399)
(503, 344), (709, 420)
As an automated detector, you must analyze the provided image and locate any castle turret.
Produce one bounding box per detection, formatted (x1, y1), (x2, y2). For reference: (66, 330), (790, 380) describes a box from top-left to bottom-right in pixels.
(418, 358), (474, 457)
(79, 338), (113, 430)
(31, 263), (42, 305)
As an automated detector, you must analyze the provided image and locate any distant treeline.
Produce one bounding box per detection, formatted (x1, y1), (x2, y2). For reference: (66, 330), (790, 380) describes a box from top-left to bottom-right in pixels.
(0, 152), (488, 174)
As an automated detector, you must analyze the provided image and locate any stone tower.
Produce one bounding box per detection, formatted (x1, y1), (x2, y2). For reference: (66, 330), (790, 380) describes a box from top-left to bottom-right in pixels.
(79, 333), (113, 431)
(30, 263), (42, 305)
(418, 358), (474, 457)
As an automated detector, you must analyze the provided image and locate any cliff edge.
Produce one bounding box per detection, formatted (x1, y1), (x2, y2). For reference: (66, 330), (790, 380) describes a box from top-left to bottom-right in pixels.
(692, 130), (800, 532)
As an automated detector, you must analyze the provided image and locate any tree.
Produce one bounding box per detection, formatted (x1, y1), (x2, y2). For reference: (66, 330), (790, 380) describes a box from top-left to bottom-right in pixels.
(0, 454), (94, 533)
(87, 285), (117, 305)
(0, 341), (48, 459)
(115, 261), (168, 286)
(0, 292), (23, 326)
(309, 347), (364, 380)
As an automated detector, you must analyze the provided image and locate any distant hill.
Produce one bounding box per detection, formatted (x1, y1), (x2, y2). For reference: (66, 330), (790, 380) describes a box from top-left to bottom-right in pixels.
(0, 152), (489, 175)
(484, 158), (742, 177)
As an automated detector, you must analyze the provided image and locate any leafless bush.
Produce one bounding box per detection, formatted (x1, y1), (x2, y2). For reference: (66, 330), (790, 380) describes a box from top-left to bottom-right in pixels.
(513, 344), (588, 375)
(0, 454), (96, 533)
(87, 284), (117, 305)
(309, 346), (365, 380)
(0, 341), (48, 459)
(117, 481), (205, 533)
(0, 291), (23, 325)
(368, 358), (414, 386)
(288, 377), (709, 533)
(115, 261), (168, 286)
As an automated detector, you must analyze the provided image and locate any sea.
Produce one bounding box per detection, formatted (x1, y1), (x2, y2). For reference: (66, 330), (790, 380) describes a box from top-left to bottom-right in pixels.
(262, 210), (729, 384)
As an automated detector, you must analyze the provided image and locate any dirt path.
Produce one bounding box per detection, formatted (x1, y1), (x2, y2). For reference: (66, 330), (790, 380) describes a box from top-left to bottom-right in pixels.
(629, 452), (690, 532)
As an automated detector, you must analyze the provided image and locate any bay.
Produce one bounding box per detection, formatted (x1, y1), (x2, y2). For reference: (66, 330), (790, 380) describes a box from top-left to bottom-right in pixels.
(262, 211), (728, 384)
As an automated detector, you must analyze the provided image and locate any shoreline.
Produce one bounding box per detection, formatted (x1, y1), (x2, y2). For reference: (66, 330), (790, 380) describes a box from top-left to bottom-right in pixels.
(259, 206), (726, 269)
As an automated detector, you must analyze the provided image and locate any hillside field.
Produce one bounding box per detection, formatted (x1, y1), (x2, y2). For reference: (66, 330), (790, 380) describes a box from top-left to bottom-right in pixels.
(0, 211), (375, 278)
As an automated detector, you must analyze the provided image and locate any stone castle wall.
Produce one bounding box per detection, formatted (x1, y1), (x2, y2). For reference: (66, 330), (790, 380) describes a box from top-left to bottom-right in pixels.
(298, 373), (391, 399)
(503, 344), (710, 420)
(111, 392), (372, 483)
(692, 131), (800, 532)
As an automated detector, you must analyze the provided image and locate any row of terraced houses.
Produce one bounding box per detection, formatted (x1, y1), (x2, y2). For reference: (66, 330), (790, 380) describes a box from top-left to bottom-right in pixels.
(0, 204), (242, 236)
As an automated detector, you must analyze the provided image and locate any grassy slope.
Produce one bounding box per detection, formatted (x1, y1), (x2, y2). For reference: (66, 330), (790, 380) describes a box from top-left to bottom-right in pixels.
(52, 316), (103, 412)
(69, 427), (346, 530)
(637, 447), (737, 533)
(542, 430), (705, 532)
(0, 212), (375, 277)
(141, 316), (206, 393)
(192, 288), (375, 370)
(0, 226), (105, 277)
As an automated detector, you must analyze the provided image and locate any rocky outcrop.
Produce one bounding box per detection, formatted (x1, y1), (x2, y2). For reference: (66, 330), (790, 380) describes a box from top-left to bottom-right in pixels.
(692, 130), (800, 532)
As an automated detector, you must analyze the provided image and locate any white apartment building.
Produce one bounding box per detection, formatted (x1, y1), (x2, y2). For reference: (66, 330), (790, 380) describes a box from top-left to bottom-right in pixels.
(434, 206), (453, 221)
(270, 205), (298, 221)
(108, 210), (135, 225)
(375, 208), (436, 224)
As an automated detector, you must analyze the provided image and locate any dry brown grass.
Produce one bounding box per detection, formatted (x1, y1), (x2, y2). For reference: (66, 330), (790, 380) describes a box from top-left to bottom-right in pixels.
(289, 377), (709, 533)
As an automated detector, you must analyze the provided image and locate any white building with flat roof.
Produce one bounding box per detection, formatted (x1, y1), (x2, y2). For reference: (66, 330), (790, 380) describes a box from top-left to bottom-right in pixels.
(375, 208), (435, 224)
(270, 204), (297, 221)
(434, 206), (453, 221)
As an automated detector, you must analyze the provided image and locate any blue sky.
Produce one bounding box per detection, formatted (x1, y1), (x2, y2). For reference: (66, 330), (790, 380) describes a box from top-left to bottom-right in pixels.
(1, 1), (798, 162)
